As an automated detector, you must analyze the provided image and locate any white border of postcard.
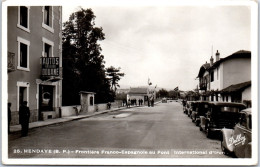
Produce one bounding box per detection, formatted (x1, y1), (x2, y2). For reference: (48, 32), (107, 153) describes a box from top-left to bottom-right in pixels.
(2, 0), (258, 165)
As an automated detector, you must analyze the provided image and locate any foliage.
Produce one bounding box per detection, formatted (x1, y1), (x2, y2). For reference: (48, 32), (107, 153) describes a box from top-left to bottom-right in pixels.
(115, 92), (127, 100)
(106, 66), (125, 92)
(62, 8), (114, 105)
(156, 89), (169, 98)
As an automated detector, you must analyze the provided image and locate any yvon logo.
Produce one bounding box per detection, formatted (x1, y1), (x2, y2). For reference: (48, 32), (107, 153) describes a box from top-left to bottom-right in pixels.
(228, 134), (246, 147)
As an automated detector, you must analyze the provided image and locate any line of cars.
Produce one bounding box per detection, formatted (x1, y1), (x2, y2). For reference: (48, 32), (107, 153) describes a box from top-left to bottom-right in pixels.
(182, 100), (251, 158)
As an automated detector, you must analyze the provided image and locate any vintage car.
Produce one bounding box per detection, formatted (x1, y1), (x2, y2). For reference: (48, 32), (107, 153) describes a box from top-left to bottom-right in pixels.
(188, 101), (198, 118)
(182, 100), (187, 113)
(162, 98), (167, 103)
(199, 102), (246, 138)
(221, 108), (251, 158)
(191, 101), (209, 126)
(185, 101), (192, 115)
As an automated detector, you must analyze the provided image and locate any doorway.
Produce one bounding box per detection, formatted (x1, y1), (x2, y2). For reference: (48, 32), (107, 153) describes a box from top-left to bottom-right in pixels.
(39, 85), (54, 119)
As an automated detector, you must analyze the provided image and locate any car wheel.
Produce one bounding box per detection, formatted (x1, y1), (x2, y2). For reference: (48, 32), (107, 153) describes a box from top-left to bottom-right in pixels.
(221, 140), (229, 155)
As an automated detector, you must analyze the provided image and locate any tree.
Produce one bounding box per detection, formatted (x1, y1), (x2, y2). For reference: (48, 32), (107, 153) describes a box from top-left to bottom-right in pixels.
(106, 66), (125, 92)
(62, 8), (113, 105)
(157, 89), (169, 98)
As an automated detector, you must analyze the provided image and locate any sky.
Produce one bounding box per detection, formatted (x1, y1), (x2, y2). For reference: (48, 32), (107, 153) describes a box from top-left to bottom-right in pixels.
(62, 5), (251, 91)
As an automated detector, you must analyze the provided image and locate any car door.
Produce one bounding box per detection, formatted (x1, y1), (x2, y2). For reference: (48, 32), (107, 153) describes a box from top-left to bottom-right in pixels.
(233, 113), (251, 158)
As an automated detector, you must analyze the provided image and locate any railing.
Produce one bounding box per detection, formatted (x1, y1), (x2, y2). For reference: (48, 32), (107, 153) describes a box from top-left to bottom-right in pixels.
(8, 52), (15, 72)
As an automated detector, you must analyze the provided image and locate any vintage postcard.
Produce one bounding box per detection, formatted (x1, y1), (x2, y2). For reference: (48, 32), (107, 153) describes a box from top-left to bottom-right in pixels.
(2, 0), (258, 165)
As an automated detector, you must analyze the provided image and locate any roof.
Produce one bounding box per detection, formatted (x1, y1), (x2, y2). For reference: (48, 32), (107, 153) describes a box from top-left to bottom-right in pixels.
(128, 87), (148, 94)
(197, 63), (210, 78)
(208, 102), (246, 107)
(220, 81), (251, 94)
(209, 50), (251, 70)
(79, 91), (96, 94)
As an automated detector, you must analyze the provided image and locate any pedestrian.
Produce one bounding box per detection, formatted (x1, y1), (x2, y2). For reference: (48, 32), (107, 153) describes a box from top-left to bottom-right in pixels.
(107, 102), (111, 109)
(141, 99), (143, 105)
(8, 103), (11, 134)
(151, 98), (154, 107)
(138, 99), (141, 106)
(127, 99), (131, 108)
(19, 101), (30, 137)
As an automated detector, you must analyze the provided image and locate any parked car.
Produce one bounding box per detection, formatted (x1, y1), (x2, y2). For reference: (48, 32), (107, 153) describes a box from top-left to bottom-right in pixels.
(190, 101), (199, 120)
(182, 100), (187, 113)
(199, 102), (246, 138)
(191, 101), (209, 126)
(162, 98), (167, 103)
(221, 108), (251, 158)
(185, 101), (192, 115)
(188, 101), (197, 117)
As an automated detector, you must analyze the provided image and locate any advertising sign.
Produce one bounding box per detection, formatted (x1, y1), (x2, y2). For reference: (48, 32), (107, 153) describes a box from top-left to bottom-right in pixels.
(41, 57), (59, 76)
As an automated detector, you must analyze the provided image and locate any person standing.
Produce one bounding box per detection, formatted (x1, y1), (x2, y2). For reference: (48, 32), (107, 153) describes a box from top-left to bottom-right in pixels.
(8, 103), (12, 134)
(19, 101), (30, 137)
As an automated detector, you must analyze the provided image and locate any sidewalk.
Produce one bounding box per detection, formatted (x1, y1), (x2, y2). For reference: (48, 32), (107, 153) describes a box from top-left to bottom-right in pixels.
(10, 101), (161, 133)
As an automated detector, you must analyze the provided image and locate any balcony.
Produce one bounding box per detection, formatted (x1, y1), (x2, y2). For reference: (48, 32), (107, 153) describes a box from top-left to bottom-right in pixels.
(8, 52), (15, 72)
(199, 83), (207, 90)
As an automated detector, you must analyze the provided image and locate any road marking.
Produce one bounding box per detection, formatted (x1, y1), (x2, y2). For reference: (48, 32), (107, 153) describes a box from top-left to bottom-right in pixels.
(113, 113), (132, 118)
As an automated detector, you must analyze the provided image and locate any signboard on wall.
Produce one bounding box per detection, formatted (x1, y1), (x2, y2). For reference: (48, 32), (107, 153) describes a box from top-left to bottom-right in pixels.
(41, 57), (59, 76)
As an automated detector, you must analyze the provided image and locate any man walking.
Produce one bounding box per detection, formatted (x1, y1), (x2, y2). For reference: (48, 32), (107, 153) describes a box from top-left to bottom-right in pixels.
(19, 101), (30, 137)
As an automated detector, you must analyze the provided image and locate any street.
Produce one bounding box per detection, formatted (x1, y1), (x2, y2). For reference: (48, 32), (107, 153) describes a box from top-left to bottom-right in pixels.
(8, 101), (229, 158)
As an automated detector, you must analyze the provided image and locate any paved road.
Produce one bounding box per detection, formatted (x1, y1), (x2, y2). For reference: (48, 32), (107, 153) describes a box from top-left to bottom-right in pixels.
(8, 101), (229, 158)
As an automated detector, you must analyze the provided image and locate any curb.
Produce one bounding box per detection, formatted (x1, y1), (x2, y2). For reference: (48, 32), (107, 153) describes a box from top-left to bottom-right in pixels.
(10, 101), (162, 133)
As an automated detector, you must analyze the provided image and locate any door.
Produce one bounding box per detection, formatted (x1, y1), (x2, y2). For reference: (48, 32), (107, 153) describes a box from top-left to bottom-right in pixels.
(39, 85), (54, 119)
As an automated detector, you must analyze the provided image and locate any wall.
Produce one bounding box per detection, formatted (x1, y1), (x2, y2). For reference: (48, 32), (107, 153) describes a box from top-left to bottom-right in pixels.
(210, 63), (223, 90)
(242, 86), (251, 101)
(222, 58), (251, 89)
(61, 101), (123, 117)
(61, 105), (81, 117)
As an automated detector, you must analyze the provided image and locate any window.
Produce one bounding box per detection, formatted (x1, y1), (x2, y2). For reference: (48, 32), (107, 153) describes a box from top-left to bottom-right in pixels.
(240, 113), (247, 127)
(44, 6), (50, 25)
(17, 37), (30, 71)
(42, 37), (54, 57)
(42, 6), (54, 33)
(44, 43), (51, 57)
(17, 6), (30, 32)
(17, 82), (30, 111)
(210, 71), (214, 82)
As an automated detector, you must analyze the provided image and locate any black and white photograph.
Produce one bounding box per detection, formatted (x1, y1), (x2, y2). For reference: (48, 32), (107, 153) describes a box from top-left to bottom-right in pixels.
(1, 0), (258, 165)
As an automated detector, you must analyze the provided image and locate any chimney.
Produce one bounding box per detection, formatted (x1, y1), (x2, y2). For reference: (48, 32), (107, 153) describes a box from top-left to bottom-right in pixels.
(216, 50), (220, 61)
(210, 56), (214, 66)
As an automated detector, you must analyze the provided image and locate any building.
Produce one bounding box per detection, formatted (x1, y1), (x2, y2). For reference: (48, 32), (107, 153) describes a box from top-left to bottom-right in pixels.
(127, 86), (156, 104)
(220, 81), (251, 107)
(197, 50), (251, 104)
(8, 6), (62, 125)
